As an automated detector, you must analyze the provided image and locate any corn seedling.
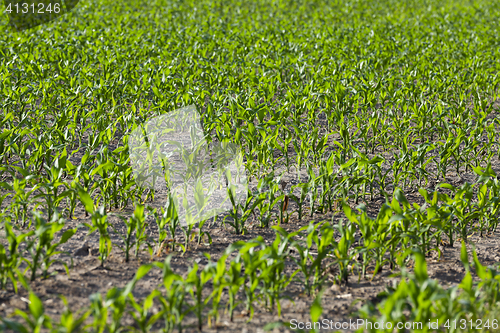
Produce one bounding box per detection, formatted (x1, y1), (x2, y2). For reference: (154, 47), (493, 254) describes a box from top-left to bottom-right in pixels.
(25, 211), (76, 281)
(0, 221), (32, 292)
(1, 292), (52, 333)
(80, 190), (112, 267)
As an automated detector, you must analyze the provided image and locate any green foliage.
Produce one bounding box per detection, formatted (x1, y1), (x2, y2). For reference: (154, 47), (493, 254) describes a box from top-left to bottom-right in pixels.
(131, 204), (149, 258)
(1, 292), (52, 333)
(56, 295), (90, 333)
(83, 204), (112, 268)
(25, 211), (76, 281)
(356, 249), (500, 333)
(2, 0), (500, 331)
(0, 221), (32, 291)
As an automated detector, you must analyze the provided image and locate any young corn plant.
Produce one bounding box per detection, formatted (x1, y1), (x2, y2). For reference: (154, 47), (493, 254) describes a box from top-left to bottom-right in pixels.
(9, 178), (35, 227)
(131, 204), (149, 258)
(289, 182), (309, 222)
(404, 202), (437, 257)
(0, 221), (32, 292)
(355, 251), (462, 332)
(127, 289), (163, 333)
(185, 262), (213, 332)
(0, 292), (52, 333)
(285, 221), (333, 296)
(319, 153), (335, 212)
(259, 231), (294, 317)
(88, 263), (151, 333)
(239, 190), (266, 228)
(448, 183), (477, 244)
(25, 211), (76, 281)
(234, 239), (267, 321)
(41, 158), (74, 217)
(148, 206), (169, 256)
(224, 259), (245, 322)
(224, 179), (248, 234)
(80, 190), (112, 267)
(285, 222), (320, 296)
(343, 204), (376, 280)
(66, 179), (81, 220)
(419, 184), (457, 246)
(144, 256), (189, 333)
(88, 288), (126, 333)
(205, 253), (228, 328)
(154, 194), (182, 252)
(195, 217), (212, 246)
(255, 174), (283, 228)
(310, 222), (336, 291)
(113, 211), (138, 263)
(306, 165), (322, 217)
(57, 295), (91, 333)
(332, 217), (356, 285)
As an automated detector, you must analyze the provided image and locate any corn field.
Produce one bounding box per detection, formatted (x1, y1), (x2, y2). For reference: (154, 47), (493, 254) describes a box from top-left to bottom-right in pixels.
(1, 0), (500, 332)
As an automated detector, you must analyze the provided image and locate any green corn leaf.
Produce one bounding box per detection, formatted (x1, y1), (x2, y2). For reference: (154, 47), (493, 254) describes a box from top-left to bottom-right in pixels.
(78, 190), (94, 214)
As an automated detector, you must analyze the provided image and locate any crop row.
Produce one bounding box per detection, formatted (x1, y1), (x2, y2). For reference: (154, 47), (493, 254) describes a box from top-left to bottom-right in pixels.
(2, 141), (500, 236)
(1, 0), (500, 228)
(2, 231), (500, 332)
(2, 162), (500, 285)
(1, 172), (500, 326)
